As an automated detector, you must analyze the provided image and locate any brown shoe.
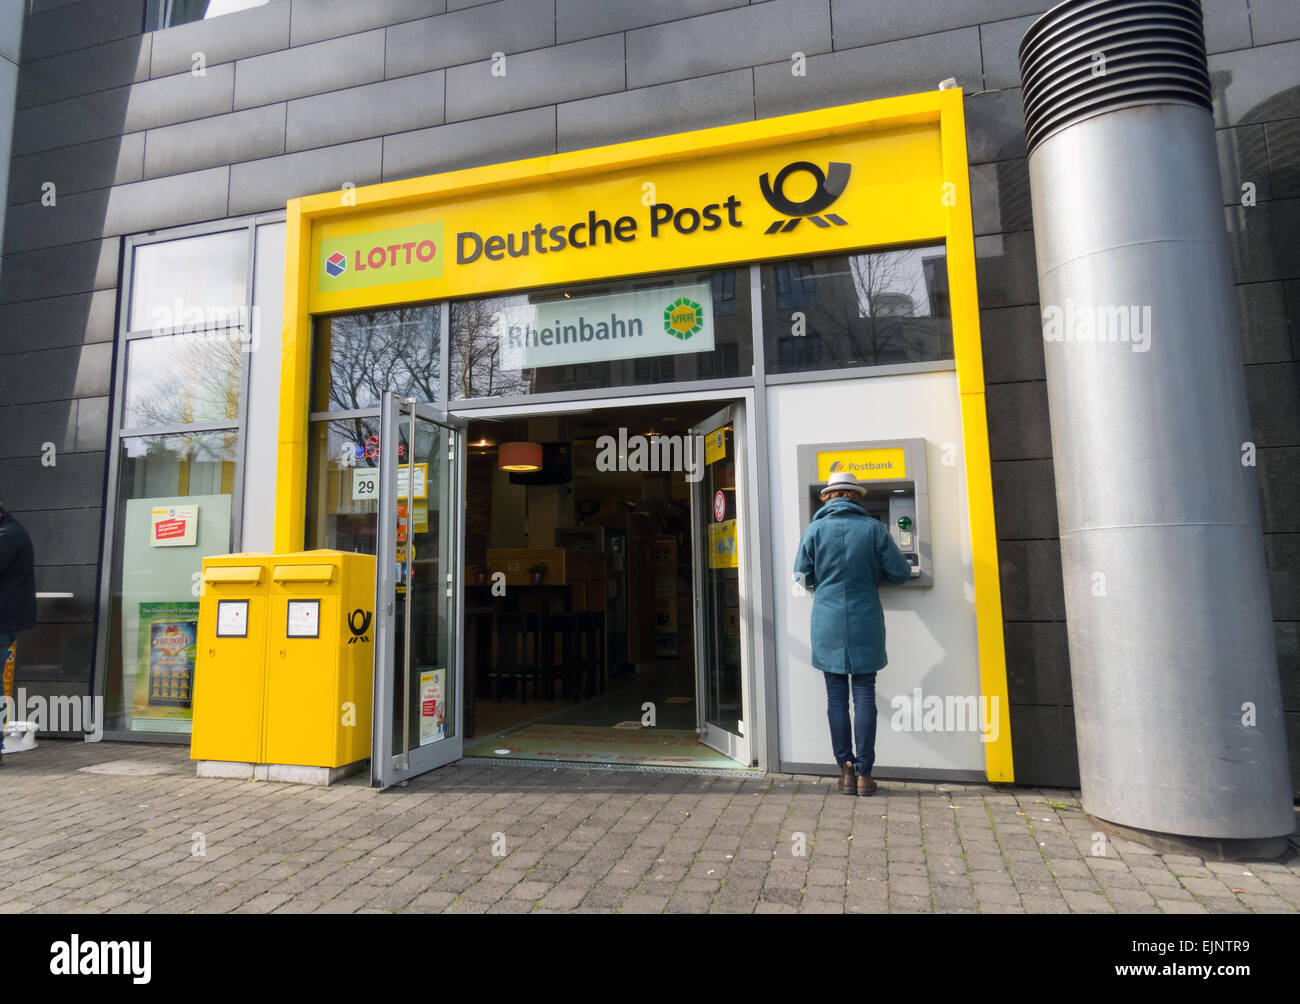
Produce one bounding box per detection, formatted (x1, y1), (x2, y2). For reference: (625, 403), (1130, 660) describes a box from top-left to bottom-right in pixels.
(838, 762), (856, 793)
(856, 774), (878, 796)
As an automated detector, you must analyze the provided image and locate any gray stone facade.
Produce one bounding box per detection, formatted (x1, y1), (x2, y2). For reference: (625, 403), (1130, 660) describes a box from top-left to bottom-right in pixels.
(1, 0), (1296, 790)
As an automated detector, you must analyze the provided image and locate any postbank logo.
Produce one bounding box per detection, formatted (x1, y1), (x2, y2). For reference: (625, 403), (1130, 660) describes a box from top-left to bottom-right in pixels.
(759, 160), (851, 234)
(818, 447), (906, 481)
(664, 297), (703, 340)
(318, 222), (443, 292)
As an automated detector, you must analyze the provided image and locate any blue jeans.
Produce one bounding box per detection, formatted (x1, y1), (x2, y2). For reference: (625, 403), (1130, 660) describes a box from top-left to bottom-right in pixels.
(823, 671), (877, 777)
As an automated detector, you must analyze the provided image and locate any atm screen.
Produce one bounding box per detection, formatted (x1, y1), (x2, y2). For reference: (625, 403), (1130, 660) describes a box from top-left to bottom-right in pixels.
(809, 486), (892, 525)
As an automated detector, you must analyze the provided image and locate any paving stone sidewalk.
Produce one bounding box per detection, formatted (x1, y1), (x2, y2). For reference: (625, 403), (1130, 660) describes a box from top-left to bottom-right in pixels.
(2, 740), (1297, 915)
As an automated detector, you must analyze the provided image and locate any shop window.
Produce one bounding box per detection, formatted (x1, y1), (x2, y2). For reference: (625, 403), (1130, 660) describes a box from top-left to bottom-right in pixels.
(761, 246), (953, 374)
(304, 416), (384, 554)
(102, 431), (239, 734)
(449, 266), (752, 401)
(129, 230), (247, 333)
(123, 331), (242, 428)
(312, 305), (442, 412)
(98, 221), (270, 737)
(144, 0), (268, 32)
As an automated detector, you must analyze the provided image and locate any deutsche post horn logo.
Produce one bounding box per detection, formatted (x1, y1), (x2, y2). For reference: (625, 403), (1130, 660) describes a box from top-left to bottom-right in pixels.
(759, 160), (851, 234)
(347, 608), (372, 644)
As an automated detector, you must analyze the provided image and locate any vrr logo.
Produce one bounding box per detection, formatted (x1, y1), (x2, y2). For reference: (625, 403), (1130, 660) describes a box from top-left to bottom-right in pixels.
(664, 297), (703, 340)
(759, 160), (851, 234)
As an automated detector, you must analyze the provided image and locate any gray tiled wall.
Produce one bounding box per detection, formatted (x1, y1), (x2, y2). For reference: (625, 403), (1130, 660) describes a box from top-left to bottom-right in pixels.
(1, 0), (1296, 789)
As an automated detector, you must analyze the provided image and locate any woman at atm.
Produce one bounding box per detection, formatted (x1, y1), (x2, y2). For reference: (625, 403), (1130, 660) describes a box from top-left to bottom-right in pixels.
(793, 471), (912, 796)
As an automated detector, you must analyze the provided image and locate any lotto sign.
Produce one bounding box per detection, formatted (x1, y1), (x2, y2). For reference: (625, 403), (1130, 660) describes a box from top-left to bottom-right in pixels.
(317, 222), (443, 293)
(713, 490), (726, 522)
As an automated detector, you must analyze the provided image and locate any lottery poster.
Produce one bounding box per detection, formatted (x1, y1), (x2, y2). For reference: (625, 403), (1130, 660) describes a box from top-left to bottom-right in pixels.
(132, 602), (199, 728)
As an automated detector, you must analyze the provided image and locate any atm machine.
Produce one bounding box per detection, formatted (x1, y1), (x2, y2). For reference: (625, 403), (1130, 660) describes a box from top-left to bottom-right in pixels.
(796, 437), (931, 587)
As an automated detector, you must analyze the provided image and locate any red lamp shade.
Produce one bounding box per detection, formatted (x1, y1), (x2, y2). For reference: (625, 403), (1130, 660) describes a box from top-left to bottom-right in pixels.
(498, 441), (543, 472)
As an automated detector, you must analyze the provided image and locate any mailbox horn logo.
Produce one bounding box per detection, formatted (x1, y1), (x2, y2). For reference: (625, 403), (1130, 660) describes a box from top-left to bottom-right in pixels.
(759, 160), (851, 234)
(347, 608), (373, 644)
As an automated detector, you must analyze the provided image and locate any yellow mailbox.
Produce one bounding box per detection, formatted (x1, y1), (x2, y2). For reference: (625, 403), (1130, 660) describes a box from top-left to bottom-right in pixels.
(192, 553), (272, 763)
(264, 550), (376, 770)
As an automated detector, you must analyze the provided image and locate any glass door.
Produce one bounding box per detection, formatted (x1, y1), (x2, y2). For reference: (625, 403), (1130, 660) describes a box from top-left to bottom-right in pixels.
(372, 393), (465, 787)
(690, 403), (752, 765)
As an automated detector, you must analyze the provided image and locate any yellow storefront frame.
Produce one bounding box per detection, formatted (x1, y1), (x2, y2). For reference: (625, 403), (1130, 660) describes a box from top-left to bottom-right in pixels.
(274, 88), (1013, 782)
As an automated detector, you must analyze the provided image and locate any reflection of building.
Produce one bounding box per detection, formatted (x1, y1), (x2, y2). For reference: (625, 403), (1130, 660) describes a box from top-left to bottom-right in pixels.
(870, 293), (915, 317)
(765, 248), (953, 371)
(0, 1), (1295, 820)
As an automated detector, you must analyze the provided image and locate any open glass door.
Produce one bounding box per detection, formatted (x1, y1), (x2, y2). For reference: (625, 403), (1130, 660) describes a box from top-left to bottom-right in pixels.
(372, 392), (465, 787)
(690, 403), (752, 765)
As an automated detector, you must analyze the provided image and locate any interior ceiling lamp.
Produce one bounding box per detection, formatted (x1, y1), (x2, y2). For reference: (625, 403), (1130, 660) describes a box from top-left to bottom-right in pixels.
(498, 441), (543, 472)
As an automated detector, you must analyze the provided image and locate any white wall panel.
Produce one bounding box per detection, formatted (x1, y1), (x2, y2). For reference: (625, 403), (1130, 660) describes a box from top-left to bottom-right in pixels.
(767, 370), (988, 774)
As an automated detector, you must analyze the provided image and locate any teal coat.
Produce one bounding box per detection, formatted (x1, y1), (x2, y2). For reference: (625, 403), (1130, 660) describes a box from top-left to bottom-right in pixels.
(793, 497), (912, 673)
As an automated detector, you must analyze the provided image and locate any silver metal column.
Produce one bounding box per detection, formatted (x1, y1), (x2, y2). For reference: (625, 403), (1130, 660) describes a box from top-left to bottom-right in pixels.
(1020, 0), (1292, 840)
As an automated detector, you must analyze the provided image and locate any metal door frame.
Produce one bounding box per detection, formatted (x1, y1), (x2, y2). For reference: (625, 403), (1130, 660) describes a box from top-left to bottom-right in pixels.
(690, 402), (753, 765)
(371, 393), (467, 787)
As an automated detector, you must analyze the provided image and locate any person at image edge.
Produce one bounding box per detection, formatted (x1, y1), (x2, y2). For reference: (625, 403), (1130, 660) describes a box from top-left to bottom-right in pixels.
(0, 503), (37, 765)
(793, 471), (911, 796)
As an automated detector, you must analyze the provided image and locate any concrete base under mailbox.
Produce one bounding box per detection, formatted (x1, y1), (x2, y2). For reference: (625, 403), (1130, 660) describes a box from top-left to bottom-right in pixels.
(197, 759), (368, 786)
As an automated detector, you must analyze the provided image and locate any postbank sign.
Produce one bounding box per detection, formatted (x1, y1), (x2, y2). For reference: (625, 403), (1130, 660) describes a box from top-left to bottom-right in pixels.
(307, 118), (946, 313)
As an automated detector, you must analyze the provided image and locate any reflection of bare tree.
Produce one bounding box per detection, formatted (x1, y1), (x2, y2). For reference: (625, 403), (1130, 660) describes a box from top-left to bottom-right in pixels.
(121, 431), (236, 502)
(125, 330), (242, 429)
(847, 251), (933, 363)
(451, 297), (531, 400)
(324, 306), (441, 409)
(771, 249), (951, 368)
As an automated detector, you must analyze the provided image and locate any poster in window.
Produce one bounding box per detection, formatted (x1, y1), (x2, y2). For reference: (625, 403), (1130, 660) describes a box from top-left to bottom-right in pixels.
(707, 519), (738, 569)
(150, 505), (199, 546)
(131, 602), (199, 729)
(419, 668), (446, 745)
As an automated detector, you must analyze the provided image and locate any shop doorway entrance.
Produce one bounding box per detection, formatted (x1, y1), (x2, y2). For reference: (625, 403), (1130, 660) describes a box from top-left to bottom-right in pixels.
(454, 395), (758, 772)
